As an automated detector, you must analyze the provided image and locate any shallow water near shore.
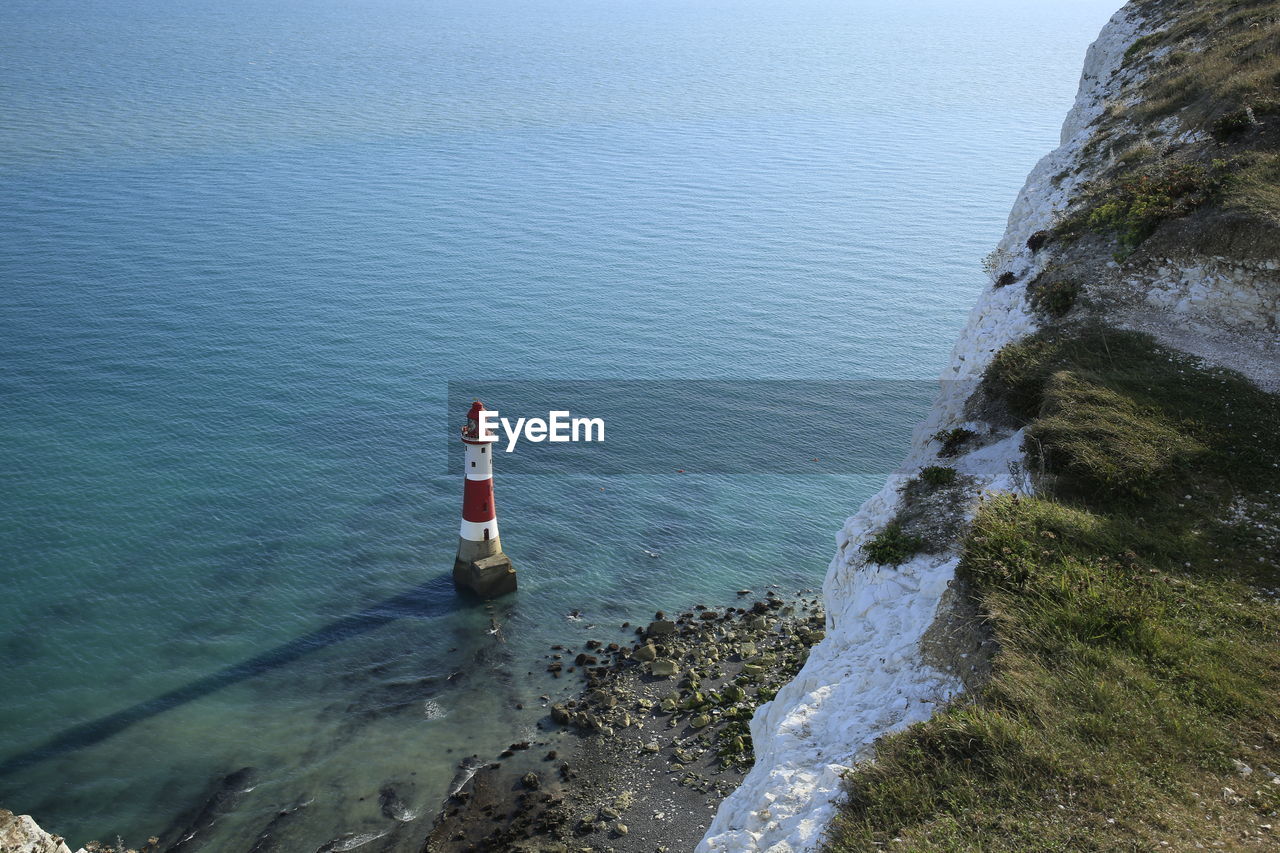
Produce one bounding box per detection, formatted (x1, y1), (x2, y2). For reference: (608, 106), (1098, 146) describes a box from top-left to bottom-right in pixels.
(1, 0), (1120, 847)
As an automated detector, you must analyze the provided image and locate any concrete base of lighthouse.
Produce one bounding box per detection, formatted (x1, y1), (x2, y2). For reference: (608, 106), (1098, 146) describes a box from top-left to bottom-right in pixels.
(453, 537), (516, 598)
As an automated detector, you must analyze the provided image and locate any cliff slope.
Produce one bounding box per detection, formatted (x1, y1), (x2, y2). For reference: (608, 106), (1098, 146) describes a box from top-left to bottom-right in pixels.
(702, 0), (1280, 850)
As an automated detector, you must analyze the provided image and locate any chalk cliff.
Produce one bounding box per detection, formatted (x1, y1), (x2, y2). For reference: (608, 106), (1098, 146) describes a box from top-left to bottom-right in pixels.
(0, 810), (85, 853)
(700, 0), (1279, 848)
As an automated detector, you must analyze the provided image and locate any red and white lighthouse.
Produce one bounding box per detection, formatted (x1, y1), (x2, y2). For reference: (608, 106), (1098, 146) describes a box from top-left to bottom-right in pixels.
(453, 400), (516, 597)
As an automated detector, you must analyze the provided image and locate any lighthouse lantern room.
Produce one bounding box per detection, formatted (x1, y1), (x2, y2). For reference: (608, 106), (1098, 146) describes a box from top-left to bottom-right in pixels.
(453, 400), (516, 597)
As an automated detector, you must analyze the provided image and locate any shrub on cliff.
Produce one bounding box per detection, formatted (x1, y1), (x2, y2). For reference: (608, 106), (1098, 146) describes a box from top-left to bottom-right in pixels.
(932, 428), (977, 458)
(917, 465), (957, 487)
(1027, 278), (1079, 318)
(1211, 107), (1257, 141)
(862, 523), (924, 567)
(1085, 163), (1217, 254)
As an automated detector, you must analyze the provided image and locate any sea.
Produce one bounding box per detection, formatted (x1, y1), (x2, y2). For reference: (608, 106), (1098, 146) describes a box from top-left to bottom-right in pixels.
(0, 0), (1121, 848)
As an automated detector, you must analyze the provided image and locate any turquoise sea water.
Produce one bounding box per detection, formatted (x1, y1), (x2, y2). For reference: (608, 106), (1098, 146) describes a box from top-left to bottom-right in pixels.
(1, 0), (1120, 848)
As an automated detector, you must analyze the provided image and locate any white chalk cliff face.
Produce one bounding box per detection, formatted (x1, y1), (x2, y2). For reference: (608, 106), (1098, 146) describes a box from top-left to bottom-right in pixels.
(0, 810), (85, 853)
(697, 6), (1150, 852)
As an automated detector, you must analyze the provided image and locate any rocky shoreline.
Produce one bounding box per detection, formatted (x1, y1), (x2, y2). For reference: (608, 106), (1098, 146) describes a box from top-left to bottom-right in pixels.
(423, 589), (827, 852)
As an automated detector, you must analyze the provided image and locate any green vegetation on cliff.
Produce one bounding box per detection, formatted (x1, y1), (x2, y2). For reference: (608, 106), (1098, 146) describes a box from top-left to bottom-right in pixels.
(1052, 0), (1280, 262)
(825, 328), (1280, 851)
(822, 3), (1280, 847)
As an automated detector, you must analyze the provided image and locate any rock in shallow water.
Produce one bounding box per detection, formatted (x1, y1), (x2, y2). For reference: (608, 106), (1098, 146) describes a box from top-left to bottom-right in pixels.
(646, 619), (677, 637)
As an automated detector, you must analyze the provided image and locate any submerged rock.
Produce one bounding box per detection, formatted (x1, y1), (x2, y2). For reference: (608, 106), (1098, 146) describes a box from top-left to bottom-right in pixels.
(164, 767), (257, 853)
(377, 785), (416, 822)
(314, 831), (388, 852)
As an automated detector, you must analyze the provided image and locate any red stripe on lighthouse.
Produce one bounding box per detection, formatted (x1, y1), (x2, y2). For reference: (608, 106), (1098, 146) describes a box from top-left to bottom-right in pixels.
(462, 477), (495, 523)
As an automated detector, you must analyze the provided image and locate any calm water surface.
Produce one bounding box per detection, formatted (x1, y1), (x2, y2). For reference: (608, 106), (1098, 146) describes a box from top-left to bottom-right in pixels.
(1, 0), (1119, 847)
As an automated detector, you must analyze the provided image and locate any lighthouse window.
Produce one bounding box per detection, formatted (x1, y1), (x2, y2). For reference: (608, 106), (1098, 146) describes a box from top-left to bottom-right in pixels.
(470, 461), (476, 468)
(481, 446), (486, 454)
(483, 528), (491, 540)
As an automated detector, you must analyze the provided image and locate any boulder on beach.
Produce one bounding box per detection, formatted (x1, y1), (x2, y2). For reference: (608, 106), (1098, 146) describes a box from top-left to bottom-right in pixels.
(649, 658), (678, 677)
(646, 619), (677, 637)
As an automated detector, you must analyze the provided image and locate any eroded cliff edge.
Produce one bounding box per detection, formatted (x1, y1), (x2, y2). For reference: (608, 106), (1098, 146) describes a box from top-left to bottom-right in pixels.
(700, 1), (1280, 849)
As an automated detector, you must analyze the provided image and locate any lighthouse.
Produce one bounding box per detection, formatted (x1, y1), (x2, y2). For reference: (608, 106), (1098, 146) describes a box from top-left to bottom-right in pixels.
(453, 400), (516, 598)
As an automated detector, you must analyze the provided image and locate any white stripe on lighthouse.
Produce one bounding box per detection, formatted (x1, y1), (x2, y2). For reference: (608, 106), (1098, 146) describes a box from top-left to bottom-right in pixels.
(460, 518), (499, 542)
(464, 442), (494, 480)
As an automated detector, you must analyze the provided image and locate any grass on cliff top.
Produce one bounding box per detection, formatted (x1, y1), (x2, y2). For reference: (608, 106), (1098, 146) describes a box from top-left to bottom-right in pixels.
(823, 327), (1280, 851)
(1127, 0), (1280, 132)
(1053, 0), (1280, 254)
(1227, 150), (1280, 219)
(1054, 154), (1278, 257)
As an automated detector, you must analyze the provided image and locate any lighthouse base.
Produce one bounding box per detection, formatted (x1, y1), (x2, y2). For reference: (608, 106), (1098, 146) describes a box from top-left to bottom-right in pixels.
(453, 554), (517, 598)
(453, 538), (516, 598)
